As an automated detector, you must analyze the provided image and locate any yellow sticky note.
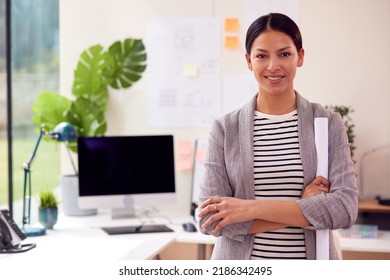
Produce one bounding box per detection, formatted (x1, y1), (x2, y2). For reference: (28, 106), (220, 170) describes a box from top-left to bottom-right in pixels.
(183, 63), (198, 77)
(225, 18), (239, 32)
(224, 36), (239, 49)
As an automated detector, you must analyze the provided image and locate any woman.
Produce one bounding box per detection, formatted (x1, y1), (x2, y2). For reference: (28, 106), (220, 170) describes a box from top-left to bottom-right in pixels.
(198, 13), (358, 260)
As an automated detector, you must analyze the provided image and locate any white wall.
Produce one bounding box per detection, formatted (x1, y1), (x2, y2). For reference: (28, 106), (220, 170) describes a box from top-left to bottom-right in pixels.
(60, 0), (390, 212)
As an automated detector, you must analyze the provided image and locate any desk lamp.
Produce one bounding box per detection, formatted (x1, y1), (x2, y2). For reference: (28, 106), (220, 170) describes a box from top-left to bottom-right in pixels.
(22, 122), (78, 236)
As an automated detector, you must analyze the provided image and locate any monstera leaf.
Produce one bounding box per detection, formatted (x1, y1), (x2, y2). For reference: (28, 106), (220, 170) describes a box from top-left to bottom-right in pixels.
(32, 92), (72, 133)
(65, 97), (107, 152)
(72, 44), (113, 112)
(108, 38), (147, 89)
(32, 37), (147, 154)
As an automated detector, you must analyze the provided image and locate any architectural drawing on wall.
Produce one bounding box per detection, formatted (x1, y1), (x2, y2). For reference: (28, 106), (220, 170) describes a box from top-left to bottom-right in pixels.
(147, 18), (220, 72)
(148, 73), (221, 128)
(147, 17), (221, 128)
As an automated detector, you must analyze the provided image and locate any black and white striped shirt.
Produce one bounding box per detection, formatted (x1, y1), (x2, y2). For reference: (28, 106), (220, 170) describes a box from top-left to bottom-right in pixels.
(251, 110), (306, 259)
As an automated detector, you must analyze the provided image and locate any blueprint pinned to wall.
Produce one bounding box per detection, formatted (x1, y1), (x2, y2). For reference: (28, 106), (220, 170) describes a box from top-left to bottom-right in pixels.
(147, 18), (221, 128)
(147, 18), (220, 73)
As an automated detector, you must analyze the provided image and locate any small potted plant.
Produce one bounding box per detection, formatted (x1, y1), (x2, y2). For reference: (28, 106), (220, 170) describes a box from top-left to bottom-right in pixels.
(38, 190), (59, 229)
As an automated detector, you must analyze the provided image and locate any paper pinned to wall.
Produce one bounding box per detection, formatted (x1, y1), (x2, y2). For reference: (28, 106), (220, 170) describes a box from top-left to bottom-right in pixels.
(183, 63), (198, 77)
(195, 147), (207, 163)
(148, 73), (221, 128)
(147, 18), (221, 72)
(176, 157), (193, 172)
(177, 140), (192, 156)
(224, 36), (240, 49)
(225, 18), (240, 32)
(176, 140), (193, 172)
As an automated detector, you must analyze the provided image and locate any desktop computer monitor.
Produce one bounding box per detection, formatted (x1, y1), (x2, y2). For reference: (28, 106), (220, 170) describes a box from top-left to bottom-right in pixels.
(77, 135), (176, 218)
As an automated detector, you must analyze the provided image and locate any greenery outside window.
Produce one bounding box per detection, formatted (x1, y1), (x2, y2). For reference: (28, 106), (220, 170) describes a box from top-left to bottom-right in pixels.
(0, 0), (60, 225)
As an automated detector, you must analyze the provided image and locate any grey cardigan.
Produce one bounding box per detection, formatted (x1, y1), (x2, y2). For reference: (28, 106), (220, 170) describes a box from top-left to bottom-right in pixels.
(199, 93), (358, 260)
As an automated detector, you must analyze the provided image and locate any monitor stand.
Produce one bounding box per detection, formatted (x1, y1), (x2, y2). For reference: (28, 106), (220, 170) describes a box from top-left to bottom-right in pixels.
(111, 207), (136, 220)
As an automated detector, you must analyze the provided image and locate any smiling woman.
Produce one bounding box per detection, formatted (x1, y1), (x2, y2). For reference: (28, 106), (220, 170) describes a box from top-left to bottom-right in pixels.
(198, 13), (358, 260)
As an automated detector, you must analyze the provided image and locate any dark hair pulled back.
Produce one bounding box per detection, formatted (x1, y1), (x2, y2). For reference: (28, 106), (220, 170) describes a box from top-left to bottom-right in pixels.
(245, 13), (302, 54)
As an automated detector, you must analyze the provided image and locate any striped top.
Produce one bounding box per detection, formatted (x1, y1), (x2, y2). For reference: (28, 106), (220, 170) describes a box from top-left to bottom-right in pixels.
(250, 110), (306, 260)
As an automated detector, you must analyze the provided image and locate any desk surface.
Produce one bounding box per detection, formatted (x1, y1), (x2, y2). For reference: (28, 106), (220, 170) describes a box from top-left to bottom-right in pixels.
(1, 209), (389, 261)
(0, 210), (195, 261)
(359, 199), (390, 214)
(335, 230), (390, 253)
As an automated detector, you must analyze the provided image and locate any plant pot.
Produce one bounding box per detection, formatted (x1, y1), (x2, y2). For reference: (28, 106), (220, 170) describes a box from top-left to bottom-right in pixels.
(60, 175), (97, 216)
(39, 207), (58, 229)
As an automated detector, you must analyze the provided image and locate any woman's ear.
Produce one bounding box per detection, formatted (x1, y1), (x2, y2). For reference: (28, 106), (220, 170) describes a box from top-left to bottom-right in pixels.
(297, 48), (305, 67)
(245, 53), (253, 71)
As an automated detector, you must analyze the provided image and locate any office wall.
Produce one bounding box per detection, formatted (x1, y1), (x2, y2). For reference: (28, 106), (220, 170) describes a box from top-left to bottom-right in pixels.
(60, 0), (390, 212)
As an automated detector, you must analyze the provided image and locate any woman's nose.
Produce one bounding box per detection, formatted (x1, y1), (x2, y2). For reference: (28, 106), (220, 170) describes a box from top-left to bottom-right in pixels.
(267, 58), (280, 72)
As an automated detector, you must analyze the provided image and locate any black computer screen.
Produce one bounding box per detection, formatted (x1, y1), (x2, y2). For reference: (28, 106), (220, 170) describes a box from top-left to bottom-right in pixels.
(77, 135), (175, 197)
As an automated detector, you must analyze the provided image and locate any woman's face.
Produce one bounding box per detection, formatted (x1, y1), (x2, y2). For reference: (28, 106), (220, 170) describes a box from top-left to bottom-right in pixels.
(245, 29), (304, 97)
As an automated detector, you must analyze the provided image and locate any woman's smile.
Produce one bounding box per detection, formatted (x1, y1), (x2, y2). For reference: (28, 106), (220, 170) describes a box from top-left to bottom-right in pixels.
(264, 75), (285, 84)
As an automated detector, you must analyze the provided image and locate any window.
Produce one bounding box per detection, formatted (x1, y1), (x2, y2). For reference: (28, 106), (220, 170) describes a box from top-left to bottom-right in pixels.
(0, 0), (8, 208)
(0, 0), (60, 224)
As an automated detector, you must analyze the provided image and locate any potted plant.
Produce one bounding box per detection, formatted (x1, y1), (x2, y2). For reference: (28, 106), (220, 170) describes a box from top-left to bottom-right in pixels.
(38, 190), (58, 229)
(326, 105), (356, 162)
(31, 38), (147, 216)
(32, 38), (147, 151)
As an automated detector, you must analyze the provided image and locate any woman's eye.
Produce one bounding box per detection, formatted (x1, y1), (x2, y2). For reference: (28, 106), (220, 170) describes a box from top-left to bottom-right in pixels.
(256, 54), (267, 59)
(281, 52), (291, 57)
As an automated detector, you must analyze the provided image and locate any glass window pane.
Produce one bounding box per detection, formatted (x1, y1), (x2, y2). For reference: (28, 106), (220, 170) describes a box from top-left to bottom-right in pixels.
(0, 1), (8, 208)
(11, 0), (59, 224)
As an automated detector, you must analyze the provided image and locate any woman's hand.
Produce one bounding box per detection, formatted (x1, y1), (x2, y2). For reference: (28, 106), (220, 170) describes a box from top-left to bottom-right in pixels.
(198, 197), (256, 233)
(302, 176), (330, 198)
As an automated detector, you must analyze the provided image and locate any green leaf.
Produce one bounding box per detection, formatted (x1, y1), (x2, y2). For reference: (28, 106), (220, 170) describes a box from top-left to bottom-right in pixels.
(72, 44), (114, 109)
(32, 92), (72, 133)
(39, 190), (58, 208)
(66, 97), (107, 137)
(108, 38), (147, 89)
(64, 97), (107, 153)
(326, 104), (356, 161)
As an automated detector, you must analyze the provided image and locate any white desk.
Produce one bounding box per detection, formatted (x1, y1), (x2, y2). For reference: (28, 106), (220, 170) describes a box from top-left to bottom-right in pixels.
(335, 230), (390, 254)
(3, 210), (389, 261)
(178, 228), (390, 260)
(0, 210), (192, 261)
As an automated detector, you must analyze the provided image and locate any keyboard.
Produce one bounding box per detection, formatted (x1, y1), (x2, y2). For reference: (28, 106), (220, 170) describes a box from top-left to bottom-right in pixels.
(101, 224), (174, 235)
